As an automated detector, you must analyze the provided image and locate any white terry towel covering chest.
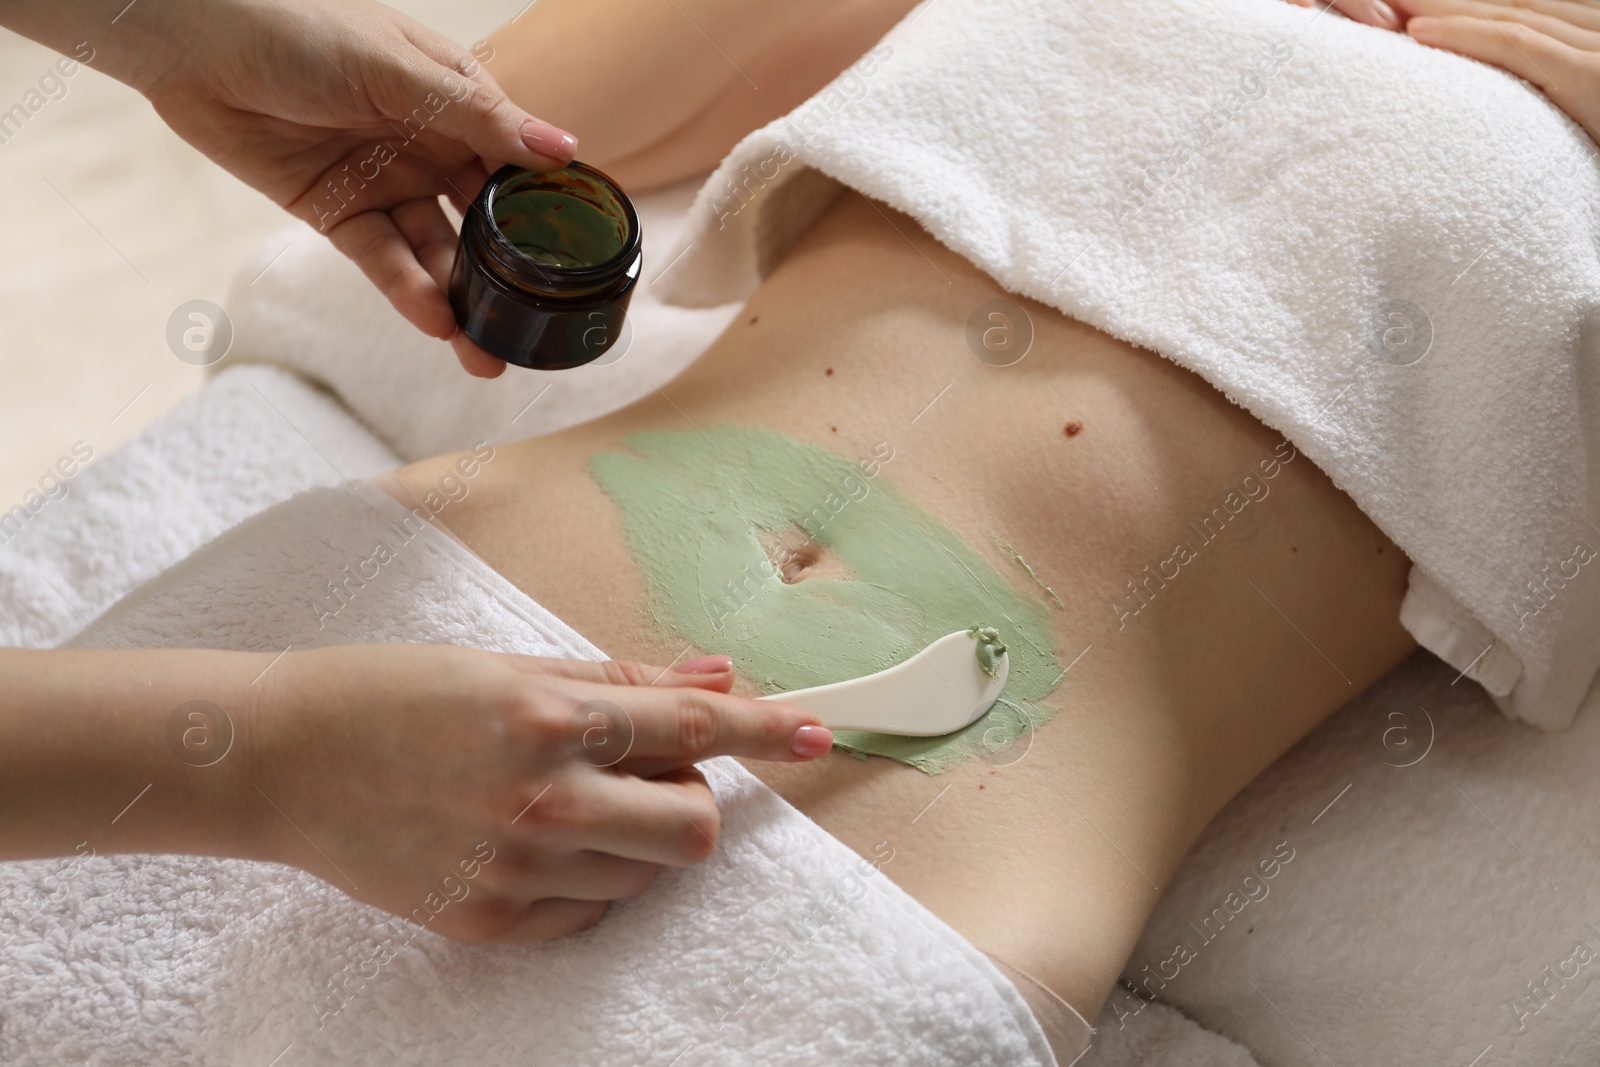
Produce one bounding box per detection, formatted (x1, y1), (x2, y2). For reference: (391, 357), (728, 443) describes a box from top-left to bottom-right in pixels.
(655, 0), (1600, 730)
(25, 482), (1058, 1067)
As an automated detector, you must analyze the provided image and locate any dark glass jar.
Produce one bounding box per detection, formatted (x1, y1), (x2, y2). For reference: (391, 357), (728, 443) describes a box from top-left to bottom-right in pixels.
(448, 162), (642, 370)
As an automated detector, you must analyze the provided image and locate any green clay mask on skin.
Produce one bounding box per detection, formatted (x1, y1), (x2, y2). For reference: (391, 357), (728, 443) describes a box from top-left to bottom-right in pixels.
(590, 426), (1063, 774)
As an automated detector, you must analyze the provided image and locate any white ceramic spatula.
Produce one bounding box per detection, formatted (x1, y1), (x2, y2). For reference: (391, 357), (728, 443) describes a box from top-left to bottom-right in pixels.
(759, 630), (1010, 736)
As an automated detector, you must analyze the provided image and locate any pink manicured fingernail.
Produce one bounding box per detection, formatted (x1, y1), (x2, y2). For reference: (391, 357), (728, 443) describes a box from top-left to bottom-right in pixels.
(521, 120), (578, 162)
(792, 725), (834, 758)
(1371, 0), (1399, 27)
(678, 655), (733, 675)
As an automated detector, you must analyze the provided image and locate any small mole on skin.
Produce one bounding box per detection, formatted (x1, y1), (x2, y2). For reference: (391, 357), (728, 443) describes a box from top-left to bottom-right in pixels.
(1290, 546), (1298, 554)
(1063, 421), (1083, 437)
(825, 368), (834, 376)
(978, 784), (986, 790)
(749, 316), (759, 325)
(831, 426), (838, 433)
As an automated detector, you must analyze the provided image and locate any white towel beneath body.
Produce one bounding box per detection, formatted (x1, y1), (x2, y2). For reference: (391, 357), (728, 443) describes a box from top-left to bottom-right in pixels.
(0, 364), (399, 650)
(657, 0), (1600, 730)
(224, 179), (743, 464)
(26, 481), (1056, 1067)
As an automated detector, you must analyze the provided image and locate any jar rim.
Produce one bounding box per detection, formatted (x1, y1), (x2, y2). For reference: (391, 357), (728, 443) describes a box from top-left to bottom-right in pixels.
(477, 161), (640, 285)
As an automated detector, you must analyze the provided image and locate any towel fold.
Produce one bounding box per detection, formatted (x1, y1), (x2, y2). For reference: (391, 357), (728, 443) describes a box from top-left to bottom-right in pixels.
(19, 482), (1058, 1067)
(656, 0), (1600, 729)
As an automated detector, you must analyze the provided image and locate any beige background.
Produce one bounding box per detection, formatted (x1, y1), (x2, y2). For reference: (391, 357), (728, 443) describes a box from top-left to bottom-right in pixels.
(0, 0), (518, 507)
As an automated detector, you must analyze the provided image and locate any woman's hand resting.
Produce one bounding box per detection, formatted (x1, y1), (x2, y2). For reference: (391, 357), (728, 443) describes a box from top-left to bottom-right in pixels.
(254, 644), (831, 942)
(1282, 0), (1600, 142)
(1282, 0), (1404, 31)
(1401, 0), (1600, 140)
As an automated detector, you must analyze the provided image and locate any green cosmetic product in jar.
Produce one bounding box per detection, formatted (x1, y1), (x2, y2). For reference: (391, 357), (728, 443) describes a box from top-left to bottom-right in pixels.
(449, 162), (641, 370)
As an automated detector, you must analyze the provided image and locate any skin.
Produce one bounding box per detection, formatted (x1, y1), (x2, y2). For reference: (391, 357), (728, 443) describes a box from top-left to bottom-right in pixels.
(0, 645), (833, 942)
(0, 0), (840, 950)
(0, 0), (1582, 1038)
(1285, 0), (1406, 30)
(1285, 0), (1600, 144)
(395, 182), (1418, 1019)
(0, 0), (580, 377)
(485, 0), (925, 192)
(398, 0), (1600, 1020)
(586, 425), (1063, 773)
(1401, 0), (1600, 144)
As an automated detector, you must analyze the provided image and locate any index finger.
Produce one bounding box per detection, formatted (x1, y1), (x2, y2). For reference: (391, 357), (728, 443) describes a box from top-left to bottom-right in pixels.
(1330, 0), (1404, 29)
(1402, 0), (1600, 46)
(561, 681), (833, 768)
(1408, 13), (1587, 94)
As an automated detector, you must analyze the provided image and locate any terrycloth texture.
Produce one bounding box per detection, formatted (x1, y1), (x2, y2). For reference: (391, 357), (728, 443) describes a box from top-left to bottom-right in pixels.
(1111, 650), (1600, 1067)
(14, 96), (1600, 1059)
(0, 285), (1248, 1067)
(15, 361), (1597, 1067)
(0, 363), (398, 650)
(654, 0), (1600, 731)
(19, 482), (1057, 1067)
(0, 206), (1259, 1065)
(224, 178), (742, 462)
(1085, 1002), (1263, 1067)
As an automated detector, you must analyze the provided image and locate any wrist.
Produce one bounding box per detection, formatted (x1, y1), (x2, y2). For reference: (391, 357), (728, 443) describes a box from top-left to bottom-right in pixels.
(0, 0), (200, 96)
(235, 648), (312, 870)
(165, 648), (285, 864)
(120, 647), (282, 864)
(96, 0), (203, 96)
(0, 648), (282, 865)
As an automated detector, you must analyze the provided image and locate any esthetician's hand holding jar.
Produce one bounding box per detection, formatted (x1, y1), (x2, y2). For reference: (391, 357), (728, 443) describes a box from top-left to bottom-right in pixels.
(3, 0), (575, 377)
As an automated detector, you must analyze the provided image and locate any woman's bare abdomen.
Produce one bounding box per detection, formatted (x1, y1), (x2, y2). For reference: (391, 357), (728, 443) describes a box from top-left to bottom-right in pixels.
(394, 189), (1414, 1016)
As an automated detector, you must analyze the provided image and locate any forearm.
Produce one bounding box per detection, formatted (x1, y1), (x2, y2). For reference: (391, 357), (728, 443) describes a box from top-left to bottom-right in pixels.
(485, 0), (810, 163)
(0, 648), (272, 864)
(0, 0), (195, 91)
(485, 0), (913, 181)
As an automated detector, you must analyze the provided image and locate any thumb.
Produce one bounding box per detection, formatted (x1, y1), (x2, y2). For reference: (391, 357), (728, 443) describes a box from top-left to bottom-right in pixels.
(428, 61), (579, 171)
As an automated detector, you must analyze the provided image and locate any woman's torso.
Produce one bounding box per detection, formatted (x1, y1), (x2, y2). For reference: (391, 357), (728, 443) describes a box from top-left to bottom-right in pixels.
(393, 188), (1414, 1016)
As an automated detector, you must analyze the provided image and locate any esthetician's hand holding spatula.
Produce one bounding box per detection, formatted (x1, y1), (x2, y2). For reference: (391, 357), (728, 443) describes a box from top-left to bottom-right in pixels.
(0, 643), (831, 944)
(249, 644), (833, 942)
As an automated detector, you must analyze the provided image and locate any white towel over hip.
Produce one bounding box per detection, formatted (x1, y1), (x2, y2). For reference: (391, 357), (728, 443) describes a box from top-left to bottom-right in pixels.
(10, 483), (1055, 1067)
